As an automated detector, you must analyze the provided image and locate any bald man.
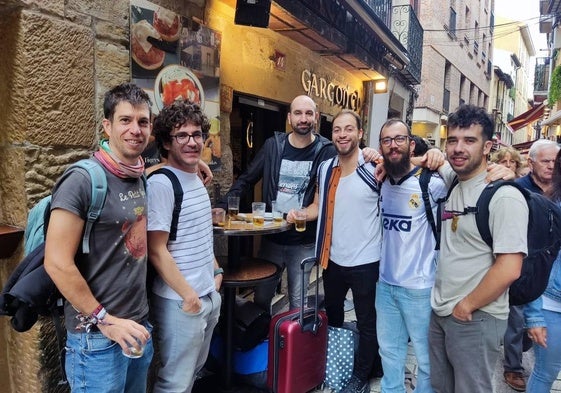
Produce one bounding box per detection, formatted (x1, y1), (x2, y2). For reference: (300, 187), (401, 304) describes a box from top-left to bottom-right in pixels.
(216, 95), (337, 312)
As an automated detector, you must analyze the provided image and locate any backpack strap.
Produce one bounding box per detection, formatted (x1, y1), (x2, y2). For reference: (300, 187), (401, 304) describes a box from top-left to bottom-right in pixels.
(147, 168), (183, 241)
(70, 160), (108, 254)
(418, 168), (442, 250)
(474, 180), (525, 249)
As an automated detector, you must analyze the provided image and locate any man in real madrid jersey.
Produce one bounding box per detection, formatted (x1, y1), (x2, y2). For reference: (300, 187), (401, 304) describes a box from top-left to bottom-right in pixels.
(377, 119), (447, 393)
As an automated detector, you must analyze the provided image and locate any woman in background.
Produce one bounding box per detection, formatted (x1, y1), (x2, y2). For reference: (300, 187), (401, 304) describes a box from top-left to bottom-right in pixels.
(491, 146), (523, 177)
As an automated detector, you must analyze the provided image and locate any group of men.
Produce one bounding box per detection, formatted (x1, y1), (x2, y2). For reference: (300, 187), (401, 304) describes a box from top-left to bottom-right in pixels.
(42, 81), (530, 393)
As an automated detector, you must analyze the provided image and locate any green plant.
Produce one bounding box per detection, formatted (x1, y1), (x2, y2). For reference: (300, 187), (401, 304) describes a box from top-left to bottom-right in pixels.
(548, 65), (561, 107)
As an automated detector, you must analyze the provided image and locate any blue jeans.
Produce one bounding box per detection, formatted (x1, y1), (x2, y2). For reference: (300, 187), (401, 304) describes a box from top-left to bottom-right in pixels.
(151, 291), (221, 393)
(429, 310), (506, 393)
(376, 281), (434, 393)
(527, 309), (561, 392)
(65, 321), (154, 393)
(256, 238), (315, 311)
(323, 260), (381, 382)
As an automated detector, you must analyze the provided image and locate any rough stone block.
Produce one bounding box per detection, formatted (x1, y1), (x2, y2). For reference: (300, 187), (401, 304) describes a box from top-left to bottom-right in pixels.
(21, 11), (95, 148)
(67, 0), (129, 27)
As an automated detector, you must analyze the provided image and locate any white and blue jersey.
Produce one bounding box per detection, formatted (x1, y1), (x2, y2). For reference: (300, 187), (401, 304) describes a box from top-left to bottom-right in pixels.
(380, 169), (447, 289)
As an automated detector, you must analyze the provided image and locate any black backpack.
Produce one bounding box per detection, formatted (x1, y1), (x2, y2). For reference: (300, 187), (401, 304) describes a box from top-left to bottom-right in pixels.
(451, 179), (561, 306)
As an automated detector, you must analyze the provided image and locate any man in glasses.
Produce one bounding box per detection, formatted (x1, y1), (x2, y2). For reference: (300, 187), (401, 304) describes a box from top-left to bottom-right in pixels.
(147, 100), (222, 392)
(429, 104), (528, 393)
(376, 119), (448, 393)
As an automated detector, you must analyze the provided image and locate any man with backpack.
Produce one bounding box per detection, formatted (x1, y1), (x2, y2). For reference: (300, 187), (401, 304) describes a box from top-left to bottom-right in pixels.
(44, 83), (153, 392)
(429, 105), (529, 393)
(503, 139), (560, 392)
(376, 119), (447, 393)
(147, 100), (222, 393)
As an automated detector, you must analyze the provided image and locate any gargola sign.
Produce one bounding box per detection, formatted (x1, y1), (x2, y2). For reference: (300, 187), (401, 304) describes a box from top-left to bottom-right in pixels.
(301, 69), (361, 111)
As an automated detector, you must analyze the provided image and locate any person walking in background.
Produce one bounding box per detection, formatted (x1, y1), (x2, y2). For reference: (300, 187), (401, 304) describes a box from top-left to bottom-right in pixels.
(429, 104), (528, 393)
(295, 109), (382, 393)
(501, 139), (559, 392)
(377, 119), (447, 393)
(147, 101), (222, 393)
(216, 95), (336, 312)
(491, 147), (523, 178)
(524, 147), (561, 392)
(44, 83), (153, 392)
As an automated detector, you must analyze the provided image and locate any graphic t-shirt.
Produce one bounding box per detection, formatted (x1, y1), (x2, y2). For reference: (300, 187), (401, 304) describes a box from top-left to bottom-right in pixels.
(276, 141), (315, 212)
(51, 160), (149, 331)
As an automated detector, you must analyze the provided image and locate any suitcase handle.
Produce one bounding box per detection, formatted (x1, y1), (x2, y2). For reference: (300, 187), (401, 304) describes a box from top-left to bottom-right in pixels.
(299, 257), (321, 334)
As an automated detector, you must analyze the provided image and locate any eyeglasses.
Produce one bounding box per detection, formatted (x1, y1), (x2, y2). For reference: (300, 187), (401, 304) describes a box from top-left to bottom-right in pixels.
(170, 132), (206, 145)
(380, 135), (409, 147)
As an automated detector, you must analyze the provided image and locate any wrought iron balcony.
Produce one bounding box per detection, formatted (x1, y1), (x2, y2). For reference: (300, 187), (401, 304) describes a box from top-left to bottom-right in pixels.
(534, 57), (550, 93)
(388, 4), (423, 84)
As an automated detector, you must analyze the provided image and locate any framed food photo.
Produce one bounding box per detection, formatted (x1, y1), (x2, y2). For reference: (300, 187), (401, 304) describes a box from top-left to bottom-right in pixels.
(130, 0), (222, 171)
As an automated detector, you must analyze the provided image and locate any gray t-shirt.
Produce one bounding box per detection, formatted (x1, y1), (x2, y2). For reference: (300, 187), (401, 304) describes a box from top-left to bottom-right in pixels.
(431, 170), (528, 319)
(51, 159), (149, 331)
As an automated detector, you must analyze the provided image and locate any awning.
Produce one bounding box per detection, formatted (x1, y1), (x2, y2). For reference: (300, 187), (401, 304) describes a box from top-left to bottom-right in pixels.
(507, 103), (547, 132)
(541, 109), (561, 126)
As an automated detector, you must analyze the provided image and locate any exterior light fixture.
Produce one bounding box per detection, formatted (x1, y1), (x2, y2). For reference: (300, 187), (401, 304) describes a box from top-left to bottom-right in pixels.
(374, 80), (387, 93)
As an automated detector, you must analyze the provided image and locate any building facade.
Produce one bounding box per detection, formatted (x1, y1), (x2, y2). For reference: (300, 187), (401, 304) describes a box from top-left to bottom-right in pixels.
(492, 16), (536, 145)
(412, 0), (494, 147)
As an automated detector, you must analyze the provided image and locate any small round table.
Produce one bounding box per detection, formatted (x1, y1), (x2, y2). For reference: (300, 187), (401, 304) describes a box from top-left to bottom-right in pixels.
(214, 219), (292, 389)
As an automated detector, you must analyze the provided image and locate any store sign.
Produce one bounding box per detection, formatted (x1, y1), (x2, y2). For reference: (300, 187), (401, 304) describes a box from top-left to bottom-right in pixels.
(301, 69), (361, 111)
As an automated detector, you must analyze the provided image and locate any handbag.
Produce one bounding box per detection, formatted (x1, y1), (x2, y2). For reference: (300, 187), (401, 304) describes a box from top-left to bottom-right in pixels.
(324, 324), (357, 392)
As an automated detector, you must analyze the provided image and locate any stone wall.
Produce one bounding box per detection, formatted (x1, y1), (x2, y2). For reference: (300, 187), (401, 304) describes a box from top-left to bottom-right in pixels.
(0, 1), (205, 392)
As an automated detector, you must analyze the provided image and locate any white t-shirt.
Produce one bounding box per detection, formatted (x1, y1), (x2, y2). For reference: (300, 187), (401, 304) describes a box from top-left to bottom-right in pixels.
(317, 154), (381, 267)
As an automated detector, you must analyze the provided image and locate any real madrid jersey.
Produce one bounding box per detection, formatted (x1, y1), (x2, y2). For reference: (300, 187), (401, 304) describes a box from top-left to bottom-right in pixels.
(380, 168), (447, 289)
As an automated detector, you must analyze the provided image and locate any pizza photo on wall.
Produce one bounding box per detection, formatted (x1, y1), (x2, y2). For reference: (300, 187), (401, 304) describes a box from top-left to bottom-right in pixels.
(130, 2), (183, 78)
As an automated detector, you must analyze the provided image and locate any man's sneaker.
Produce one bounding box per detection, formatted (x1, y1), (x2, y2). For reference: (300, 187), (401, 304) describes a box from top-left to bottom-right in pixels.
(341, 375), (370, 393)
(504, 371), (526, 392)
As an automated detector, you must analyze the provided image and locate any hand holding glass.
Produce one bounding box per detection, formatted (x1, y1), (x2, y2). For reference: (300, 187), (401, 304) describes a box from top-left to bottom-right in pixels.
(122, 337), (146, 359)
(294, 208), (307, 232)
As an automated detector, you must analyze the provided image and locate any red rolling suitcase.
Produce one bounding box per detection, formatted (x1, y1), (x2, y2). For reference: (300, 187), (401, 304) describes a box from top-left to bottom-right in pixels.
(267, 257), (328, 393)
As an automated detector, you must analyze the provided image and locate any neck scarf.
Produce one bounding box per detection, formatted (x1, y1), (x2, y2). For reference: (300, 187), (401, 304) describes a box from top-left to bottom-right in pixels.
(93, 139), (145, 179)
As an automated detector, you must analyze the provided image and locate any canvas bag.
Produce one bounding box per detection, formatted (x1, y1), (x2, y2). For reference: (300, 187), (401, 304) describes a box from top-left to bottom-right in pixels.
(324, 324), (357, 392)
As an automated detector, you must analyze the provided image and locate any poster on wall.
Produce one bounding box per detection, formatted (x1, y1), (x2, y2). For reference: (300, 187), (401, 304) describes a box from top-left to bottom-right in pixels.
(130, 0), (222, 171)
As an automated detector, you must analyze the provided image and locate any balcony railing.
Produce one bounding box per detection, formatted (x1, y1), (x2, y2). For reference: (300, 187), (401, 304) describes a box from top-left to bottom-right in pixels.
(534, 57), (550, 92)
(364, 0), (391, 28)
(388, 4), (423, 84)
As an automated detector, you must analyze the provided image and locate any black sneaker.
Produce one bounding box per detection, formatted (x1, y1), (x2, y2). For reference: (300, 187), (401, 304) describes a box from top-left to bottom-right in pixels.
(341, 375), (370, 393)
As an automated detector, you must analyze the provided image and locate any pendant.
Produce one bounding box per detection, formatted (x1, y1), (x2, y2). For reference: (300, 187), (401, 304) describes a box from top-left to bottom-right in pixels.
(452, 216), (459, 232)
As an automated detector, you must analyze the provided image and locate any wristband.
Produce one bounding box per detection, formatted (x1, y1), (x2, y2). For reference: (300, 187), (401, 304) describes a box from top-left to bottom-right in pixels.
(214, 267), (224, 277)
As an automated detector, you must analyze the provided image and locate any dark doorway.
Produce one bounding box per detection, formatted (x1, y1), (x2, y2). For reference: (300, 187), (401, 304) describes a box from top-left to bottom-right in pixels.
(230, 94), (288, 211)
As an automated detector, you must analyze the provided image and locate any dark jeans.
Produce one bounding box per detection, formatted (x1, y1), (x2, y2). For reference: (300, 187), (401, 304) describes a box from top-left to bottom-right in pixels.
(323, 260), (381, 382)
